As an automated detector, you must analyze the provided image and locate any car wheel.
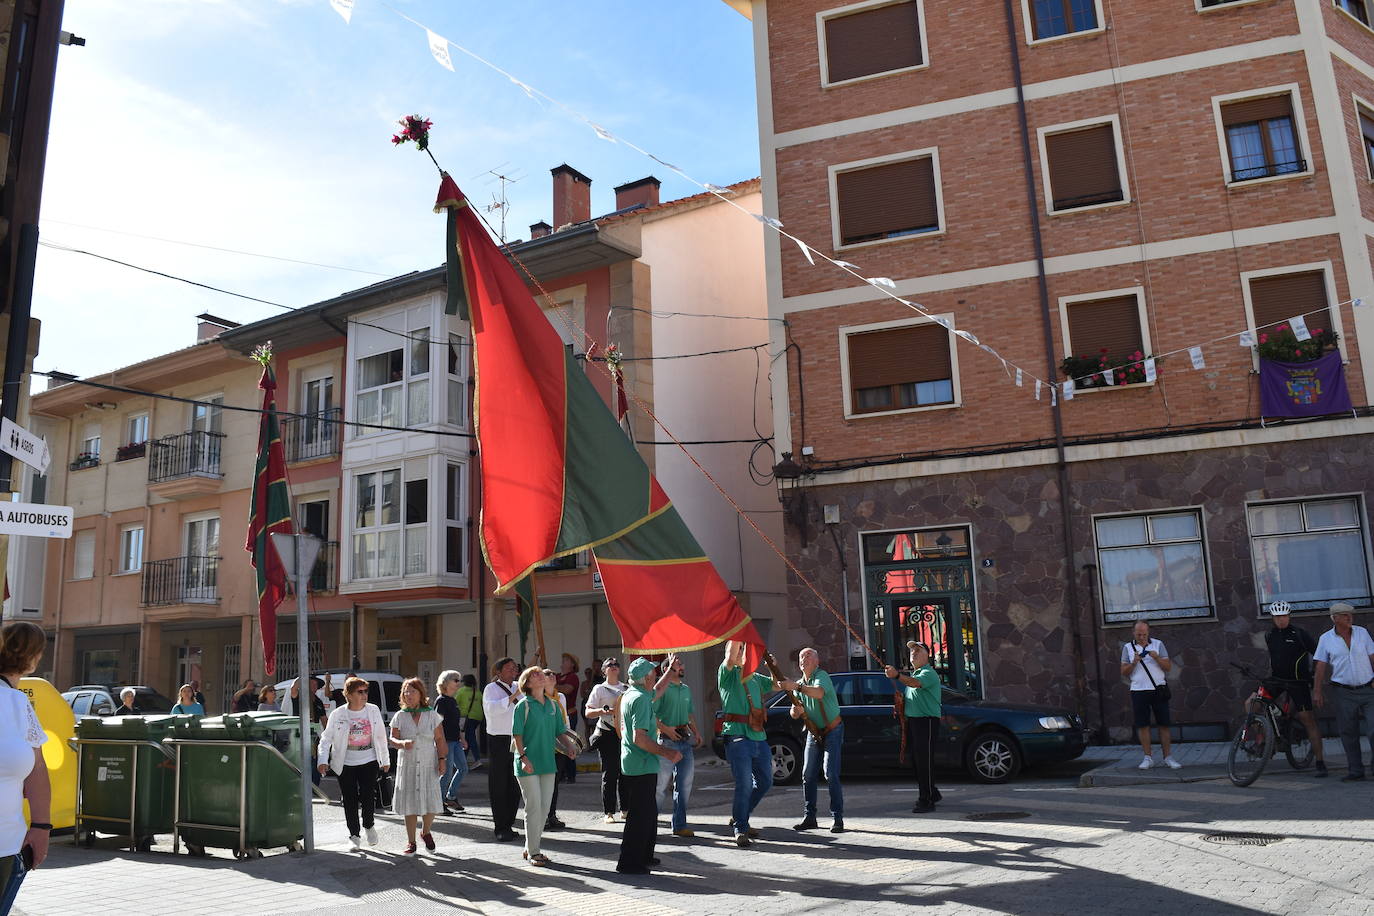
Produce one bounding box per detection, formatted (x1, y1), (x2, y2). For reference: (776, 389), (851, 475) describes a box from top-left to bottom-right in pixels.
(770, 736), (802, 785)
(965, 730), (1022, 784)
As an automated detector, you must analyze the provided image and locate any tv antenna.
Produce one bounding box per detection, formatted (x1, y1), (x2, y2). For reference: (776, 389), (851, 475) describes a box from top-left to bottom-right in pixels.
(478, 164), (523, 242)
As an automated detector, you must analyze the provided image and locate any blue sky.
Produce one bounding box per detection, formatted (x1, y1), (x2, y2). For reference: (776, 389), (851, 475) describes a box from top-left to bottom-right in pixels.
(33, 0), (759, 379)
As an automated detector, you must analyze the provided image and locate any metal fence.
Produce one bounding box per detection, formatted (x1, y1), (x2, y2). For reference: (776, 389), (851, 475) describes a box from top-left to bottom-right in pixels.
(281, 408), (342, 463)
(147, 430), (225, 482)
(284, 541), (339, 594)
(141, 556), (221, 606)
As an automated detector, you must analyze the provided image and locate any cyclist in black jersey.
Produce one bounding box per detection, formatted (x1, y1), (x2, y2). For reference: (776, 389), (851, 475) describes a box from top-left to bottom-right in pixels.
(1264, 601), (1327, 776)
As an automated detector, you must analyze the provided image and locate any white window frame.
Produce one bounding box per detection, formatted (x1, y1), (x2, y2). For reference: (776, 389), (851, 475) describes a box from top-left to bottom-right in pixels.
(125, 412), (149, 446)
(190, 393), (224, 434)
(118, 524), (144, 574)
(81, 423), (101, 460)
(351, 309), (439, 437)
(72, 530), (95, 580)
(1092, 506), (1216, 626)
(1335, 0), (1374, 32)
(1020, 0), (1106, 45)
(816, 0), (930, 89)
(1194, 0), (1274, 13)
(1210, 84), (1314, 189)
(828, 147), (945, 252)
(1244, 493), (1374, 616)
(445, 334), (469, 428)
(1057, 286), (1154, 393)
(838, 313), (962, 420)
(1238, 261), (1348, 369)
(1353, 92), (1374, 181)
(444, 462), (466, 575)
(1036, 114), (1131, 216)
(351, 467), (404, 581)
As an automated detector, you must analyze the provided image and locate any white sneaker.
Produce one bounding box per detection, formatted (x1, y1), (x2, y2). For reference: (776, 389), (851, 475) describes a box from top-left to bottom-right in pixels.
(348, 835), (361, 851)
(1138, 756), (1154, 770)
(603, 814), (617, 824)
(1164, 755), (1182, 769)
(364, 826), (378, 846)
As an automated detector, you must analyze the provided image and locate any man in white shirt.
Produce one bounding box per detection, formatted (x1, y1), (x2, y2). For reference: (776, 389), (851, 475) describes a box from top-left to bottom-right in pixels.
(1313, 602), (1374, 782)
(1119, 620), (1181, 770)
(482, 656), (522, 841)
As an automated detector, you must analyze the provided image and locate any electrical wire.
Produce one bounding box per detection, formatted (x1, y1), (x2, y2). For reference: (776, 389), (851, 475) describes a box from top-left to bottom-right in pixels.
(610, 305), (785, 323)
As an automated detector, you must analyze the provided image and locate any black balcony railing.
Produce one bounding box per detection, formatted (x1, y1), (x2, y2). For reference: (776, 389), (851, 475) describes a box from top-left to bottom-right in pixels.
(1231, 159), (1307, 183)
(285, 541), (339, 594)
(147, 430), (225, 483)
(141, 555), (221, 606)
(281, 408), (342, 463)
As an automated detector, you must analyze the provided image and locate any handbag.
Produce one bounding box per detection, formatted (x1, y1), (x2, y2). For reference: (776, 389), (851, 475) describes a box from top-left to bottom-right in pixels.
(1134, 644), (1172, 702)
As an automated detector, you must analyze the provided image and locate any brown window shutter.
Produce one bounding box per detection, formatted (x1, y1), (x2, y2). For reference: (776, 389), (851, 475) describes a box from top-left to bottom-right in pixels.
(1045, 124), (1123, 209)
(1067, 296), (1144, 359)
(1249, 271), (1331, 333)
(848, 324), (952, 391)
(1221, 94), (1293, 127)
(837, 157), (938, 244)
(825, 1), (923, 84)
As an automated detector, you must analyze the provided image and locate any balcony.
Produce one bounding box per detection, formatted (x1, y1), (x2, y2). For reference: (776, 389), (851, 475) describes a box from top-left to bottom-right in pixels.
(281, 408), (342, 463)
(69, 454), (100, 472)
(140, 556), (221, 616)
(147, 430), (225, 499)
(285, 541), (339, 594)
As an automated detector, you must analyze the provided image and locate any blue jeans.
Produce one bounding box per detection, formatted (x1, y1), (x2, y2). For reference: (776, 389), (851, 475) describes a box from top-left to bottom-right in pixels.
(655, 737), (695, 831)
(441, 739), (469, 800)
(464, 720), (482, 762)
(802, 722), (844, 819)
(724, 735), (772, 833)
(0, 851), (25, 916)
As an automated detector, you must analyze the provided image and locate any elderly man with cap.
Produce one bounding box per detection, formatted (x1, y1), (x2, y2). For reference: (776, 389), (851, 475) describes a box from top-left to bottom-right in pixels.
(618, 657), (682, 875)
(1313, 601), (1374, 781)
(1264, 601), (1326, 776)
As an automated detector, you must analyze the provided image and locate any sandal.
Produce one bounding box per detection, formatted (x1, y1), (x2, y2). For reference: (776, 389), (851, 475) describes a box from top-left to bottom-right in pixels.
(522, 850), (528, 860)
(529, 853), (551, 867)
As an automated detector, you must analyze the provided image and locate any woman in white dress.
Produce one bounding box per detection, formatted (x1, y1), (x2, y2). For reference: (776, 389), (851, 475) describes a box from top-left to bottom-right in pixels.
(389, 677), (446, 855)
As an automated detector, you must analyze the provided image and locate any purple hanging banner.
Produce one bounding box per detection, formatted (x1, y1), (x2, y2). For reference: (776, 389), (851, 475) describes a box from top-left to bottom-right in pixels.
(1259, 350), (1353, 418)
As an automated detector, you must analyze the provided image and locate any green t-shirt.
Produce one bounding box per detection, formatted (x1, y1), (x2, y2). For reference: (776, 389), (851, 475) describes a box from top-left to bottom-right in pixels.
(902, 666), (942, 719)
(718, 663), (773, 741)
(455, 686), (484, 722)
(798, 669), (840, 728)
(620, 686), (659, 777)
(511, 695), (560, 776)
(654, 681), (693, 729)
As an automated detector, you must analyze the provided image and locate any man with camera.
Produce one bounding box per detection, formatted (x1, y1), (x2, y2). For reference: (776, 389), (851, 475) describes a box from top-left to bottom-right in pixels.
(653, 653), (701, 838)
(1120, 620), (1181, 770)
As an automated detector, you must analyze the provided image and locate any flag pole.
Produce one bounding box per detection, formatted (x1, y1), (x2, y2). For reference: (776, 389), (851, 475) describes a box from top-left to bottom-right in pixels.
(532, 587), (547, 669)
(293, 535), (313, 855)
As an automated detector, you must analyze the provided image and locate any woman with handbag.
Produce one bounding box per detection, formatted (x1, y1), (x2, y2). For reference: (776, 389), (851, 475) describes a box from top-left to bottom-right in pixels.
(511, 666), (562, 867)
(1119, 620), (1182, 771)
(389, 678), (447, 855)
(317, 676), (390, 851)
(584, 658), (629, 822)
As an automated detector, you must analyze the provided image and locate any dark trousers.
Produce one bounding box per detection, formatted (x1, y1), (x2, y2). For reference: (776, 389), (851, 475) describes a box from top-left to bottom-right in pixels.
(595, 730), (627, 814)
(337, 761), (379, 837)
(488, 737), (519, 834)
(548, 767), (561, 821)
(906, 716), (939, 806)
(617, 772), (657, 872)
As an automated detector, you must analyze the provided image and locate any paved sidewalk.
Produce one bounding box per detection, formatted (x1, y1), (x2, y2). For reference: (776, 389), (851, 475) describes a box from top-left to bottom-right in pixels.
(1078, 738), (1351, 786)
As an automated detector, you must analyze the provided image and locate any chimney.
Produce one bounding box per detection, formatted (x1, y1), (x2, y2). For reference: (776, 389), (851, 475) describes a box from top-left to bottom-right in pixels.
(196, 312), (239, 342)
(551, 163), (592, 229)
(614, 176), (660, 212)
(530, 220), (552, 239)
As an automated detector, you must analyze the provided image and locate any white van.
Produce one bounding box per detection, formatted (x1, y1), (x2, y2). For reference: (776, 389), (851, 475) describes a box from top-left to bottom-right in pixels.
(273, 669), (405, 719)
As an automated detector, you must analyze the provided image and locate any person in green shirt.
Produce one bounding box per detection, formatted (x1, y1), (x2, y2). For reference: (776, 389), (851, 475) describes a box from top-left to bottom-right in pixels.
(511, 666), (562, 867)
(719, 639), (778, 847)
(885, 640), (943, 814)
(779, 648), (844, 833)
(652, 653), (701, 837)
(454, 673), (485, 769)
(618, 657), (681, 875)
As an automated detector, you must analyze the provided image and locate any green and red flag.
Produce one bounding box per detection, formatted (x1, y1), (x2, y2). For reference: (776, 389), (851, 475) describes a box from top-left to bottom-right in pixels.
(436, 175), (764, 671)
(246, 345), (294, 677)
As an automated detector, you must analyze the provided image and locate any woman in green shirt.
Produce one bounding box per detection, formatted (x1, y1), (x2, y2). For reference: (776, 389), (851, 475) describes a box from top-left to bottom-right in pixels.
(511, 666), (561, 867)
(455, 674), (484, 768)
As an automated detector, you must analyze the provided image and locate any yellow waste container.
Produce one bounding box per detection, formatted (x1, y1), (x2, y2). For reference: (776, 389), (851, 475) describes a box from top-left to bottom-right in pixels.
(18, 677), (77, 831)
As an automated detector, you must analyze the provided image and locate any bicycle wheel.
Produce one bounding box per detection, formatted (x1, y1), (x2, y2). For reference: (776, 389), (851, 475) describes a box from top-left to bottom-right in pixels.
(1283, 717), (1315, 770)
(1228, 712), (1275, 787)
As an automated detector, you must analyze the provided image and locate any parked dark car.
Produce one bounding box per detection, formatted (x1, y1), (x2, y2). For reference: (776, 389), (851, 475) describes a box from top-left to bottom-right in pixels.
(61, 685), (175, 718)
(712, 671), (1089, 784)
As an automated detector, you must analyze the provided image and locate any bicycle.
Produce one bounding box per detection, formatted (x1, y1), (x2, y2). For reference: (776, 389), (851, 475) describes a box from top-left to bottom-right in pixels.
(1226, 662), (1316, 787)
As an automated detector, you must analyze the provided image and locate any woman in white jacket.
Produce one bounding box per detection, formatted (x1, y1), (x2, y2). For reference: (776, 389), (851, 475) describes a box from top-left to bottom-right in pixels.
(317, 675), (390, 851)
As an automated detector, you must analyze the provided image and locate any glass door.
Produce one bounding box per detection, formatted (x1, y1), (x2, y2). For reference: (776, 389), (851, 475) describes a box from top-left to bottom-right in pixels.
(303, 376), (334, 452)
(184, 516), (220, 600)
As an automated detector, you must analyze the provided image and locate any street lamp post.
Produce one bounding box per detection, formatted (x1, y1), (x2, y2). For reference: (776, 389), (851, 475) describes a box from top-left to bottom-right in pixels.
(269, 531), (322, 854)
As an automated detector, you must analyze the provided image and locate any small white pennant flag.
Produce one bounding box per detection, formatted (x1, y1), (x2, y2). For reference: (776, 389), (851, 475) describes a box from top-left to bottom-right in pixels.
(833, 260), (860, 272)
(1063, 380), (1076, 401)
(704, 183), (726, 193)
(1034, 379), (1042, 401)
(1354, 297), (1365, 308)
(867, 277), (896, 290)
(1143, 358), (1157, 383)
(1189, 346), (1206, 370)
(1101, 369), (1115, 387)
(753, 214), (783, 230)
(591, 123), (616, 143)
(792, 237), (815, 266)
(1290, 316), (1311, 341)
(427, 30), (455, 71)
(330, 0), (354, 24)
(932, 316), (952, 330)
(509, 76), (538, 101)
(1239, 329), (1256, 347)
(1051, 386), (1058, 406)
(1015, 368), (1023, 387)
(955, 329), (980, 346)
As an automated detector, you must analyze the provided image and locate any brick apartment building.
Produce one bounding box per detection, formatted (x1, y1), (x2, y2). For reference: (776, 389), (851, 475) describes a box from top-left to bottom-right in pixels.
(732, 0), (1374, 738)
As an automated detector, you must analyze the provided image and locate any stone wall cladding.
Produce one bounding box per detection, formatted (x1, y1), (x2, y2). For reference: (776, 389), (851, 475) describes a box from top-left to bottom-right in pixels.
(786, 433), (1374, 735)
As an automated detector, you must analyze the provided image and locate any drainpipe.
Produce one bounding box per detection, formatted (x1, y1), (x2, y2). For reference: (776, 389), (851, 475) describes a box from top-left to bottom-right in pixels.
(1002, 0), (1089, 722)
(1081, 563), (1109, 740)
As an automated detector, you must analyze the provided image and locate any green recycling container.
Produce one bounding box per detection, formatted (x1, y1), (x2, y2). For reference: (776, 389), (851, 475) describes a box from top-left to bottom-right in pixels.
(170, 712), (318, 857)
(74, 715), (182, 851)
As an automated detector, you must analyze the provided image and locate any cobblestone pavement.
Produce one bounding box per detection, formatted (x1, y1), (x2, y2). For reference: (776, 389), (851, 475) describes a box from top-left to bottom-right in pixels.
(14, 749), (1374, 916)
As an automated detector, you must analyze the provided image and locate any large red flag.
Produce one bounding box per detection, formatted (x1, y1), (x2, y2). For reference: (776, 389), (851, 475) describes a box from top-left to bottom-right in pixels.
(437, 176), (764, 668)
(246, 354), (294, 677)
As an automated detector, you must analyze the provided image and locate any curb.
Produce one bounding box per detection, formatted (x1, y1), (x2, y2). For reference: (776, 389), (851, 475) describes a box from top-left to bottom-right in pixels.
(1079, 767), (1229, 787)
